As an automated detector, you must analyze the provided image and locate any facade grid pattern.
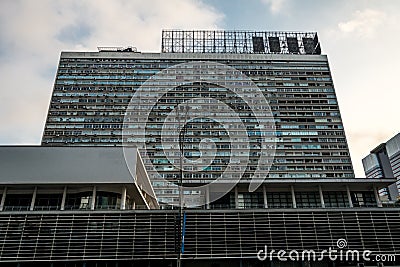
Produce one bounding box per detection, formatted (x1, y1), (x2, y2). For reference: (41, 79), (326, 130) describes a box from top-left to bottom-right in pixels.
(41, 51), (355, 204)
(0, 210), (399, 262)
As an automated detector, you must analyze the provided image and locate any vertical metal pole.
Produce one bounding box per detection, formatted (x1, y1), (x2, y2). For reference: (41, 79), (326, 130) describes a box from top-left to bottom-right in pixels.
(234, 31), (237, 53)
(171, 30), (174, 53)
(203, 30), (205, 53)
(290, 185), (297, 208)
(177, 108), (183, 267)
(30, 186), (37, 211)
(192, 30), (195, 52)
(179, 143), (184, 210)
(224, 31), (226, 52)
(182, 30), (185, 53)
(181, 212), (187, 255)
(205, 187), (210, 210)
(235, 186), (239, 209)
(318, 185), (325, 208)
(121, 186), (127, 210)
(244, 32), (247, 53)
(161, 30), (164, 52)
(346, 185), (353, 208)
(177, 104), (189, 267)
(60, 186), (67, 211)
(0, 187), (7, 211)
(263, 185), (268, 209)
(213, 31), (216, 53)
(91, 186), (96, 210)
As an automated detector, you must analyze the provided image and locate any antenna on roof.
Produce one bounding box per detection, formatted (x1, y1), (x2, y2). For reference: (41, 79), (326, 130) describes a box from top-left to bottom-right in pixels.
(97, 46), (138, 52)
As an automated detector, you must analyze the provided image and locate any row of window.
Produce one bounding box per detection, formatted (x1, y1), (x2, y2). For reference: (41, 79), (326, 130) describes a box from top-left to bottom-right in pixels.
(208, 191), (376, 209)
(53, 85), (336, 94)
(58, 68), (330, 81)
(58, 62), (329, 71)
(151, 165), (353, 172)
(1, 192), (128, 211)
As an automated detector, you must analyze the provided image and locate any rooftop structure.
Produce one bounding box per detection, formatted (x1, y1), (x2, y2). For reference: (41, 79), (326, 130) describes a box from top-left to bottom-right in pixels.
(161, 30), (321, 54)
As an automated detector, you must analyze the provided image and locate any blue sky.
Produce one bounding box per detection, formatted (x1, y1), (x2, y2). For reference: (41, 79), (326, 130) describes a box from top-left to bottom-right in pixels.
(0, 0), (399, 177)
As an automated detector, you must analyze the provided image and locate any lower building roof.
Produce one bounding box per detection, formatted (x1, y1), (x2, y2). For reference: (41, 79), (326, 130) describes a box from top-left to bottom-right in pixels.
(0, 146), (138, 185)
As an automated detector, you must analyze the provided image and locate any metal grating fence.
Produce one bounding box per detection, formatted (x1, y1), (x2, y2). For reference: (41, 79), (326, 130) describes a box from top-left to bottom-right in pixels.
(0, 209), (399, 262)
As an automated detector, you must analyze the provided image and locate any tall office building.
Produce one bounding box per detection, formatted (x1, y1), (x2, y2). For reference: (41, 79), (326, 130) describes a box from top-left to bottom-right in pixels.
(363, 132), (400, 201)
(42, 30), (355, 206)
(1, 30), (399, 266)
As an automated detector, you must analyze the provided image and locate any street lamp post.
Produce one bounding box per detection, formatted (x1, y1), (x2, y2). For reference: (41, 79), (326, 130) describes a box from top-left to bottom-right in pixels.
(177, 104), (189, 267)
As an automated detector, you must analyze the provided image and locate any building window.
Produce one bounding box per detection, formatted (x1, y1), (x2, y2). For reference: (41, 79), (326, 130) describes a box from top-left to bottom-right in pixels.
(34, 194), (63, 211)
(210, 193), (235, 209)
(3, 194), (32, 211)
(96, 191), (121, 210)
(65, 192), (93, 210)
(238, 192), (264, 209)
(295, 192), (321, 208)
(352, 191), (376, 207)
(267, 192), (293, 208)
(324, 192), (347, 208)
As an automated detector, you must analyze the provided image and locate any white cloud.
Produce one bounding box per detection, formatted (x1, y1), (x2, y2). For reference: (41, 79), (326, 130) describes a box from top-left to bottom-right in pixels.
(338, 9), (386, 38)
(261, 0), (287, 14)
(0, 0), (224, 144)
(323, 7), (400, 177)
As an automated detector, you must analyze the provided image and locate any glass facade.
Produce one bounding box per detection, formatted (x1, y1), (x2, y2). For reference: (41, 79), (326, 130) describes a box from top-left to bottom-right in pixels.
(323, 191), (348, 208)
(95, 191), (122, 210)
(267, 192), (293, 208)
(295, 192), (321, 208)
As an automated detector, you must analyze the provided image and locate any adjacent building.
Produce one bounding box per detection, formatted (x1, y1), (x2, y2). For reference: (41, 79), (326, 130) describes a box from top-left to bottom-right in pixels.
(363, 132), (400, 201)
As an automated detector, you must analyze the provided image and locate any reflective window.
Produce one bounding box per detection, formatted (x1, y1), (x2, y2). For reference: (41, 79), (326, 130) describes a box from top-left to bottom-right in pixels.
(65, 192), (93, 210)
